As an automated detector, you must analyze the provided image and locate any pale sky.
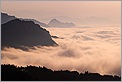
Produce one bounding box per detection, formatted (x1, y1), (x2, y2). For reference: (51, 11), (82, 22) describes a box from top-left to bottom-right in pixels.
(1, 1), (121, 25)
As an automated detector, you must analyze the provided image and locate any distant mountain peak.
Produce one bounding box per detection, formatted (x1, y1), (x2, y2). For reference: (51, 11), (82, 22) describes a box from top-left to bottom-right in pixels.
(50, 18), (62, 23)
(51, 18), (59, 21)
(51, 18), (57, 21)
(48, 19), (75, 27)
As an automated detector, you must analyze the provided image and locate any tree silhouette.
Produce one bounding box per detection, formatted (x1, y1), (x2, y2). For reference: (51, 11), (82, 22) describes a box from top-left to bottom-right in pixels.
(1, 64), (121, 81)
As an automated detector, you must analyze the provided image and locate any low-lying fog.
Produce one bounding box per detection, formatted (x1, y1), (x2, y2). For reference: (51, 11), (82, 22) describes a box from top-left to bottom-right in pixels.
(2, 25), (121, 76)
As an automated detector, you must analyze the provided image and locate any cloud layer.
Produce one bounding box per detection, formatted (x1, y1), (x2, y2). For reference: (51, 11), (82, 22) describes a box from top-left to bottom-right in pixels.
(1, 26), (121, 76)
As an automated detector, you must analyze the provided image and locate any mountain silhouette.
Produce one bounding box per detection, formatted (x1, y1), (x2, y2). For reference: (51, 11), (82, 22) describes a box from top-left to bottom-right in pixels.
(1, 12), (49, 27)
(48, 19), (75, 27)
(1, 12), (16, 24)
(2, 19), (58, 50)
(20, 18), (49, 27)
(1, 64), (121, 81)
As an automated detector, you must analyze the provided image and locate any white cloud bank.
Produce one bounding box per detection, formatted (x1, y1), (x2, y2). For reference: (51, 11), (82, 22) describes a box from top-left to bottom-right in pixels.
(1, 26), (121, 76)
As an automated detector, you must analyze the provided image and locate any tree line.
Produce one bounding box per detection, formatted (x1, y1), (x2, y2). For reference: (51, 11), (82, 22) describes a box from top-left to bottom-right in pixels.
(1, 64), (121, 81)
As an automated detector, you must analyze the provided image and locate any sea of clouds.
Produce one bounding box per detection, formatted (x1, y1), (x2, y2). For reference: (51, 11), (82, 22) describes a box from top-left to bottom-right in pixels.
(1, 25), (121, 76)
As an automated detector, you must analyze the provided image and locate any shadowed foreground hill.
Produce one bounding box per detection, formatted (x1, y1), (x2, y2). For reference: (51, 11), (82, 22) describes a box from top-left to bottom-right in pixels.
(1, 19), (57, 50)
(1, 64), (121, 81)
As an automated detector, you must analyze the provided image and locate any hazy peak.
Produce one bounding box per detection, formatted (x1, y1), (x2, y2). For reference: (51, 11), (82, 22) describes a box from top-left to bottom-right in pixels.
(48, 18), (75, 27)
(50, 18), (61, 23)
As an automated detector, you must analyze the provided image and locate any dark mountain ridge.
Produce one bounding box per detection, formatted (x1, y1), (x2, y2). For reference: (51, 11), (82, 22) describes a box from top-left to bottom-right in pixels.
(1, 13), (76, 28)
(1, 12), (16, 24)
(2, 19), (57, 50)
(1, 64), (121, 81)
(19, 18), (49, 27)
(1, 12), (49, 27)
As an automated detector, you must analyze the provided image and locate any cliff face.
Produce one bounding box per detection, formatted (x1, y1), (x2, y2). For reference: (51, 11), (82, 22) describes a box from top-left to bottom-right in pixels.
(2, 19), (57, 50)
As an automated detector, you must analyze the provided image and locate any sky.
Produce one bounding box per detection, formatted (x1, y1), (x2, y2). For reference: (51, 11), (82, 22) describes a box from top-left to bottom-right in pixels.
(1, 1), (121, 25)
